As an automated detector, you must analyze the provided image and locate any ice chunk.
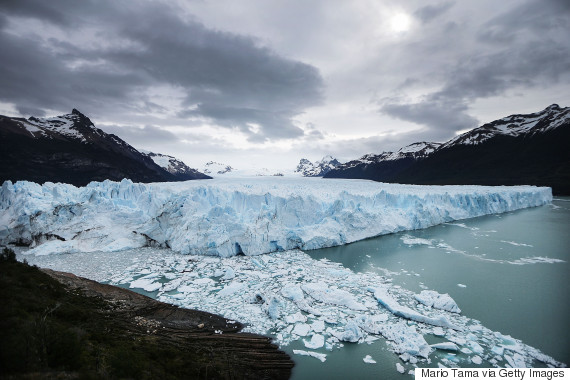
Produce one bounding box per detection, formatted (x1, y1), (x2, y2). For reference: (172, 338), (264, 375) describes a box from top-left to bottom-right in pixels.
(396, 363), (405, 373)
(339, 321), (363, 343)
(431, 342), (459, 351)
(373, 286), (457, 329)
(304, 334), (325, 349)
(221, 267), (235, 280)
(376, 322), (431, 358)
(217, 281), (245, 297)
(415, 290), (461, 313)
(311, 320), (325, 333)
(432, 327), (445, 336)
(401, 235), (433, 246)
(285, 312), (307, 324)
(363, 355), (376, 364)
(457, 284), (467, 288)
(281, 284), (304, 301)
(471, 355), (483, 365)
(302, 282), (367, 310)
(292, 323), (311, 336)
(129, 277), (161, 292)
(293, 349), (327, 362)
(266, 297), (281, 320)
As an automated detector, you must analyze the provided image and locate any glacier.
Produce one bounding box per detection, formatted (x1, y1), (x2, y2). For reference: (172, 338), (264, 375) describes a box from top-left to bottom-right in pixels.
(0, 177), (552, 256)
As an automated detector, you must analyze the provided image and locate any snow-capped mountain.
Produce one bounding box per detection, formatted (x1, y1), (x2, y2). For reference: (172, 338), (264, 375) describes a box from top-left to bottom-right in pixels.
(0, 109), (210, 185)
(295, 155), (341, 177)
(441, 103), (570, 149)
(335, 142), (441, 171)
(325, 142), (441, 182)
(200, 161), (288, 177)
(140, 151), (208, 181)
(202, 161), (235, 176)
(326, 104), (570, 194)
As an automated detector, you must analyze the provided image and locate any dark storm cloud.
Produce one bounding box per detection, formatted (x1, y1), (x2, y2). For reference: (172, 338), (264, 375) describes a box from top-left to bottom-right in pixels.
(382, 0), (570, 135)
(0, 0), (323, 140)
(413, 1), (455, 24)
(0, 0), (72, 26)
(381, 97), (479, 133)
(100, 124), (180, 146)
(477, 0), (570, 44)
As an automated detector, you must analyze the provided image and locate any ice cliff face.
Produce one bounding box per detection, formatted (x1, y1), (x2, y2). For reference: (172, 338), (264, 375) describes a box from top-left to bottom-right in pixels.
(0, 178), (552, 257)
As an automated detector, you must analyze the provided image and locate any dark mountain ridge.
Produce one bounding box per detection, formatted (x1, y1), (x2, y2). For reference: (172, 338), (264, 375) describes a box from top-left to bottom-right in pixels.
(325, 104), (570, 195)
(0, 109), (210, 186)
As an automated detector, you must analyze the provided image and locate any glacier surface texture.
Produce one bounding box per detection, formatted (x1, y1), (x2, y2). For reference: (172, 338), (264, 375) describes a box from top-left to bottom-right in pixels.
(0, 177), (551, 256)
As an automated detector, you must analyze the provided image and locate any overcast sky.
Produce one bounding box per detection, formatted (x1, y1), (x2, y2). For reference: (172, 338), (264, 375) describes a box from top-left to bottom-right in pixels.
(1, 0), (569, 171)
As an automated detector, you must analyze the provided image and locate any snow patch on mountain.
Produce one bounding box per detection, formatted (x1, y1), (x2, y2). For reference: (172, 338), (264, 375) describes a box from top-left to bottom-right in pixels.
(140, 150), (205, 178)
(15, 109), (108, 144)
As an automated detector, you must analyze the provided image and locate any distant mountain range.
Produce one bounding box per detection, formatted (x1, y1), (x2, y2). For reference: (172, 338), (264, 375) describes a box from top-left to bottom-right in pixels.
(325, 104), (570, 195)
(201, 161), (236, 176)
(295, 156), (342, 177)
(0, 109), (210, 186)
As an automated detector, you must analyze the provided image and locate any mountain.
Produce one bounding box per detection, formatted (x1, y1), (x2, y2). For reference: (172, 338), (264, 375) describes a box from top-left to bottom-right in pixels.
(295, 155), (342, 177)
(140, 151), (209, 181)
(200, 162), (286, 177)
(324, 142), (440, 182)
(202, 161), (235, 176)
(0, 109), (210, 186)
(325, 104), (570, 195)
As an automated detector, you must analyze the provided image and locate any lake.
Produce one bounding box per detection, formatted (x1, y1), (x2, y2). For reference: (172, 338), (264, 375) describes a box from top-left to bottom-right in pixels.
(292, 197), (569, 379)
(15, 197), (569, 379)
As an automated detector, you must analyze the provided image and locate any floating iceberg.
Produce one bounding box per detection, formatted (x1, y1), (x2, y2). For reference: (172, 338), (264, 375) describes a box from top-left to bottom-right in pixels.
(363, 355), (376, 364)
(415, 290), (461, 313)
(0, 177), (551, 256)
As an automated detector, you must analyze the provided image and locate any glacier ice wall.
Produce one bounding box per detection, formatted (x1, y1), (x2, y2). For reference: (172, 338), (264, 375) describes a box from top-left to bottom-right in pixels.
(0, 177), (552, 256)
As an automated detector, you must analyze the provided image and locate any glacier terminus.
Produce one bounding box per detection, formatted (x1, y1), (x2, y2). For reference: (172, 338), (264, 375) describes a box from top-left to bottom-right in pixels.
(0, 177), (552, 257)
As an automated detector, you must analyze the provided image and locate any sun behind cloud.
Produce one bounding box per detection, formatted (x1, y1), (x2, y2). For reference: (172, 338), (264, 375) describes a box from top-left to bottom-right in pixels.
(391, 12), (411, 32)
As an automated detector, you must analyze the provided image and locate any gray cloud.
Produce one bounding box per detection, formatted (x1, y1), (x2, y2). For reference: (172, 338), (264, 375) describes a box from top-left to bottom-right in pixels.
(413, 1), (455, 24)
(99, 124), (180, 147)
(477, 0), (570, 44)
(381, 97), (479, 133)
(0, 0), (323, 140)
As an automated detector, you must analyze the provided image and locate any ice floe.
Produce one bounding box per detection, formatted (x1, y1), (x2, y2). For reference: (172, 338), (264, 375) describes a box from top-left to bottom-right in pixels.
(293, 349), (327, 362)
(363, 355), (376, 364)
(14, 247), (566, 375)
